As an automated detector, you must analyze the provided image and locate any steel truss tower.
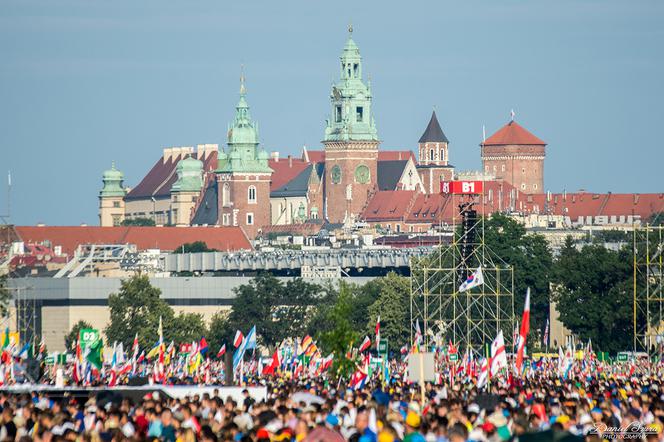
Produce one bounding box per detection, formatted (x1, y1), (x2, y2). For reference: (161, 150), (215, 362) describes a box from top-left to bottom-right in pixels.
(410, 192), (515, 353)
(634, 225), (664, 353)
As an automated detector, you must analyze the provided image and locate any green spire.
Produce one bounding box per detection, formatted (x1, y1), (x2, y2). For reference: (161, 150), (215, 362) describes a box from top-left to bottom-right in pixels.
(100, 162), (126, 197)
(217, 71), (271, 173)
(324, 25), (378, 142)
(172, 155), (204, 193)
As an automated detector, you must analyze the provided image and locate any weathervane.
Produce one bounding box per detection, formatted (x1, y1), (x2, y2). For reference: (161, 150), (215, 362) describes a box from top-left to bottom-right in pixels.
(510, 109), (515, 122)
(348, 22), (353, 35)
(240, 64), (246, 95)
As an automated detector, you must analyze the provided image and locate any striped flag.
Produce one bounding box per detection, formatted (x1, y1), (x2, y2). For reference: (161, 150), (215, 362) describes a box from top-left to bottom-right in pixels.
(359, 336), (371, 353)
(375, 316), (380, 351)
(543, 318), (549, 348)
(233, 330), (244, 348)
(490, 331), (507, 376)
(217, 344), (226, 358)
(516, 288), (531, 373)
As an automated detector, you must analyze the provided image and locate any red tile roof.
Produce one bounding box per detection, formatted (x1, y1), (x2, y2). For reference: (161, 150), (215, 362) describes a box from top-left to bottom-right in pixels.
(361, 190), (417, 221)
(483, 121), (546, 146)
(378, 150), (415, 161)
(268, 158), (311, 191)
(305, 150), (325, 163)
(126, 151), (218, 199)
(14, 226), (252, 255)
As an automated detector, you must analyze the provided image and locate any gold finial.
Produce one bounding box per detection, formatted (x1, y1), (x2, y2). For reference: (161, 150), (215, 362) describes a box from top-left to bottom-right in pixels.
(348, 22), (353, 34)
(239, 64), (246, 95)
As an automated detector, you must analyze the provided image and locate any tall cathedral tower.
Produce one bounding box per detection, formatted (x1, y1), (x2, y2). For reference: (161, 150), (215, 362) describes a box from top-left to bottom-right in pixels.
(323, 26), (380, 224)
(416, 111), (454, 193)
(215, 74), (272, 239)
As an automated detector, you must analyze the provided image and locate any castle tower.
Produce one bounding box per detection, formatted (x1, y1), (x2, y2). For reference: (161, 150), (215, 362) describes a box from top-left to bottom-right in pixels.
(323, 26), (380, 224)
(170, 155), (204, 226)
(99, 162), (126, 227)
(416, 111), (454, 193)
(481, 117), (546, 194)
(215, 74), (272, 239)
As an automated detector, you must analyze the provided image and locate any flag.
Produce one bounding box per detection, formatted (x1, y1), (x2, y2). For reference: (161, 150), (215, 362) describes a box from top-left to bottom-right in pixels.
(299, 335), (313, 356)
(233, 330), (244, 348)
(217, 344), (226, 359)
(1, 328), (9, 349)
(86, 339), (104, 370)
(232, 326), (256, 372)
(458, 266), (484, 292)
(516, 288), (531, 373)
(359, 336), (371, 353)
(262, 349), (281, 375)
(375, 316), (381, 351)
(490, 330), (507, 376)
(543, 318), (549, 348)
(478, 358), (489, 389)
(413, 320), (422, 353)
(199, 337), (208, 355)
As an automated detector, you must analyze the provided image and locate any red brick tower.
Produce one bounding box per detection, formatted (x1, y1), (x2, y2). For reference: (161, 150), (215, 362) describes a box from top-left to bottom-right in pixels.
(481, 119), (546, 194)
(416, 111), (455, 194)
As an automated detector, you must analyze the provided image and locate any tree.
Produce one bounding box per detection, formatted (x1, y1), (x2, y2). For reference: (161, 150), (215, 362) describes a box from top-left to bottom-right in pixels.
(121, 217), (155, 227)
(171, 312), (207, 345)
(173, 241), (218, 253)
(649, 212), (664, 226)
(317, 282), (359, 380)
(0, 275), (11, 319)
(367, 272), (410, 350)
(483, 214), (553, 333)
(105, 274), (176, 349)
(64, 320), (93, 351)
(551, 238), (632, 351)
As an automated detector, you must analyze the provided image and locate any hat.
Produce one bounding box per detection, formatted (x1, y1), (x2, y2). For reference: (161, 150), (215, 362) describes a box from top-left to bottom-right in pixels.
(481, 422), (496, 433)
(405, 412), (421, 429)
(468, 403), (480, 414)
(556, 415), (570, 424)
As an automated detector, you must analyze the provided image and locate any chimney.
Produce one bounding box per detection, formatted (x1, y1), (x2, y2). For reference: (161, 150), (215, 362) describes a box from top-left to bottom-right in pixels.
(288, 155), (293, 168)
(163, 147), (173, 162)
(271, 151), (279, 162)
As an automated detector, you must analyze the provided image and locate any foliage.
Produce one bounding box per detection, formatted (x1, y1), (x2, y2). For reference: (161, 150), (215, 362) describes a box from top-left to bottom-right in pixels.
(105, 274), (205, 349)
(551, 237), (632, 352)
(173, 241), (217, 254)
(591, 230), (630, 243)
(649, 212), (664, 226)
(207, 311), (232, 357)
(0, 275), (11, 319)
(367, 272), (410, 350)
(483, 214), (553, 333)
(317, 282), (359, 380)
(121, 217), (155, 227)
(64, 320), (93, 351)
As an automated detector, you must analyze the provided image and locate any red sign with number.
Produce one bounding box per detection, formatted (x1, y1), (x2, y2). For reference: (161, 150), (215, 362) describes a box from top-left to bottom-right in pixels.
(440, 180), (484, 195)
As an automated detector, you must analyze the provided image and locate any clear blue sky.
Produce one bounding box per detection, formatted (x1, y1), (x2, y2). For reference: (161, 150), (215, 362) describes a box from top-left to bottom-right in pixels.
(1, 0), (662, 226)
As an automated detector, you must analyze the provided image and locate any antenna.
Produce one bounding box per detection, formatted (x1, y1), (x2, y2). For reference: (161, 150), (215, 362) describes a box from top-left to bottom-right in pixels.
(482, 125), (486, 144)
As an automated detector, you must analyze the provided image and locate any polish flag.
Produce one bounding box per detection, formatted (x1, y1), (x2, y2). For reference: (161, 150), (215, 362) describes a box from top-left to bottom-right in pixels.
(375, 316), (381, 350)
(359, 336), (371, 353)
(516, 288), (531, 373)
(217, 344), (226, 358)
(233, 330), (244, 348)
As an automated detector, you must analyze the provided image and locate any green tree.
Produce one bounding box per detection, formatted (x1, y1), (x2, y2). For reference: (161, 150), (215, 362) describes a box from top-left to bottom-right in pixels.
(0, 274), (11, 319)
(318, 282), (359, 380)
(64, 320), (93, 351)
(552, 238), (632, 351)
(171, 312), (207, 345)
(173, 241), (218, 253)
(367, 272), (410, 350)
(649, 212), (664, 226)
(207, 311), (232, 357)
(121, 217), (156, 227)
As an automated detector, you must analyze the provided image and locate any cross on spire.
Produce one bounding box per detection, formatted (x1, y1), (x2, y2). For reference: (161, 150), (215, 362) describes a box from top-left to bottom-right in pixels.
(239, 65), (246, 95)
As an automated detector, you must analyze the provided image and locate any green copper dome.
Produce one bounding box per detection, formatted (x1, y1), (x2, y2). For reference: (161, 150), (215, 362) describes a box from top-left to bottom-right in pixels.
(216, 73), (272, 174)
(100, 162), (126, 197)
(172, 155), (204, 193)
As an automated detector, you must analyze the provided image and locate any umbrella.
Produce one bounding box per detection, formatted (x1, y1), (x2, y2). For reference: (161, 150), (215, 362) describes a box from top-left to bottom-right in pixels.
(291, 391), (325, 405)
(304, 427), (346, 442)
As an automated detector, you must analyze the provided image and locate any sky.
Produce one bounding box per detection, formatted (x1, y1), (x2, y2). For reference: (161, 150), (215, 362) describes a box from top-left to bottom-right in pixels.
(1, 0), (663, 226)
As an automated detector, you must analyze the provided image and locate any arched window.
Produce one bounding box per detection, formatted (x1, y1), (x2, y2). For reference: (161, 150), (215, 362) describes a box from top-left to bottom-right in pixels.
(440, 149), (445, 162)
(222, 183), (230, 207)
(248, 185), (257, 204)
(429, 149), (434, 161)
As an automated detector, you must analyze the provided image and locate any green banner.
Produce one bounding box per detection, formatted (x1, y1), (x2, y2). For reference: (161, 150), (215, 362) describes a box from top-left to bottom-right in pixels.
(378, 339), (388, 356)
(79, 328), (101, 350)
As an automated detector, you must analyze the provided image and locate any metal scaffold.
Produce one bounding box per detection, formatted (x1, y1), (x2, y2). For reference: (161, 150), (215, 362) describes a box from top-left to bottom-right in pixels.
(410, 183), (515, 353)
(634, 225), (664, 353)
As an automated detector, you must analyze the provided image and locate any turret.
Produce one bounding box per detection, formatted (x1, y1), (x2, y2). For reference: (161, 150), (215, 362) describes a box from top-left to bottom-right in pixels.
(99, 162), (126, 226)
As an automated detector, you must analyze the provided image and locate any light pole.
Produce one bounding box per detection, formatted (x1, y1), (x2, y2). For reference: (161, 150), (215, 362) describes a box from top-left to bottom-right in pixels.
(151, 197), (157, 225)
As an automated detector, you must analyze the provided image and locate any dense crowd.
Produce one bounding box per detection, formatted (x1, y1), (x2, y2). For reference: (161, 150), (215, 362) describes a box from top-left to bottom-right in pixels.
(1, 371), (664, 442)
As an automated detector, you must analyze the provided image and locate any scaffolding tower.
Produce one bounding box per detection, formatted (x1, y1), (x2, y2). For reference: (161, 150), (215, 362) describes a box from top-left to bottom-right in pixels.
(410, 184), (515, 353)
(634, 225), (664, 353)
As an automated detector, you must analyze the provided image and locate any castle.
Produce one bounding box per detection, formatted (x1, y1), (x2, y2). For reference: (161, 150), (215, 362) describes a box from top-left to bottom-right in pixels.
(99, 27), (663, 238)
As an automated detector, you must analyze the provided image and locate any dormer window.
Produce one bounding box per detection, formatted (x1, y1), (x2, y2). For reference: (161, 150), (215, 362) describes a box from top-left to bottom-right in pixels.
(356, 106), (363, 122)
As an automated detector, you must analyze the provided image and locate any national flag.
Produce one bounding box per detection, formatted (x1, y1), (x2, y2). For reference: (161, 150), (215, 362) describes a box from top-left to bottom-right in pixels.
(1, 328), (9, 349)
(85, 339), (104, 370)
(359, 336), (371, 353)
(217, 344), (226, 358)
(375, 316), (381, 351)
(516, 288), (531, 373)
(233, 330), (244, 348)
(458, 266), (484, 292)
(199, 337), (209, 355)
(543, 318), (549, 348)
(232, 326), (256, 373)
(131, 334), (139, 375)
(490, 330), (507, 376)
(299, 335), (313, 356)
(244, 326), (257, 350)
(262, 349), (281, 375)
(413, 320), (422, 353)
(478, 357), (489, 389)
(320, 353), (334, 372)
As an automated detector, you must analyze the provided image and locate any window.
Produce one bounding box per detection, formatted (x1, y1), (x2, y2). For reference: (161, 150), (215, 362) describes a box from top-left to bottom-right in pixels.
(113, 201), (121, 208)
(246, 213), (254, 225)
(493, 165), (497, 172)
(522, 168), (526, 173)
(248, 185), (257, 204)
(112, 215), (121, 227)
(440, 149), (445, 162)
(521, 183), (526, 190)
(485, 165), (489, 172)
(430, 149), (434, 161)
(335, 105), (342, 123)
(222, 213), (230, 225)
(396, 224), (401, 233)
(356, 106), (363, 122)
(501, 164), (505, 172)
(311, 206), (318, 219)
(353, 63), (359, 77)
(533, 184), (538, 190)
(222, 183), (230, 207)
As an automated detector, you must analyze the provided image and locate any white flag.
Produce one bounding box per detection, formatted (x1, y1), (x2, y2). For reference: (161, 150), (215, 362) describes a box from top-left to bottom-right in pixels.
(490, 330), (508, 376)
(459, 266), (484, 292)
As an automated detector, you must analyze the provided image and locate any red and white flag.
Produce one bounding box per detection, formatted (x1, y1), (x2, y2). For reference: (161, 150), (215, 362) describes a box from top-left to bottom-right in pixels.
(375, 316), (381, 351)
(516, 288), (531, 373)
(359, 336), (371, 353)
(217, 344), (226, 358)
(478, 357), (489, 389)
(490, 330), (507, 377)
(233, 330), (244, 348)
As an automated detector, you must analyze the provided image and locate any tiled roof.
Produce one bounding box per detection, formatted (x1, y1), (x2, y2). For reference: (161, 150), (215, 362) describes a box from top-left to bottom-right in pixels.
(14, 225), (252, 255)
(271, 165), (313, 198)
(259, 222), (324, 237)
(126, 151), (218, 200)
(418, 111), (449, 143)
(306, 150), (325, 163)
(268, 158), (311, 192)
(519, 192), (664, 220)
(483, 121), (545, 146)
(361, 190), (417, 222)
(191, 182), (219, 226)
(377, 160), (408, 191)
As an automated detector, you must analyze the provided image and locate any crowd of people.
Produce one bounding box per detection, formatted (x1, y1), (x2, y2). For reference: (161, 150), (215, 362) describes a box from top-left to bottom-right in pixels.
(1, 367), (664, 441)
